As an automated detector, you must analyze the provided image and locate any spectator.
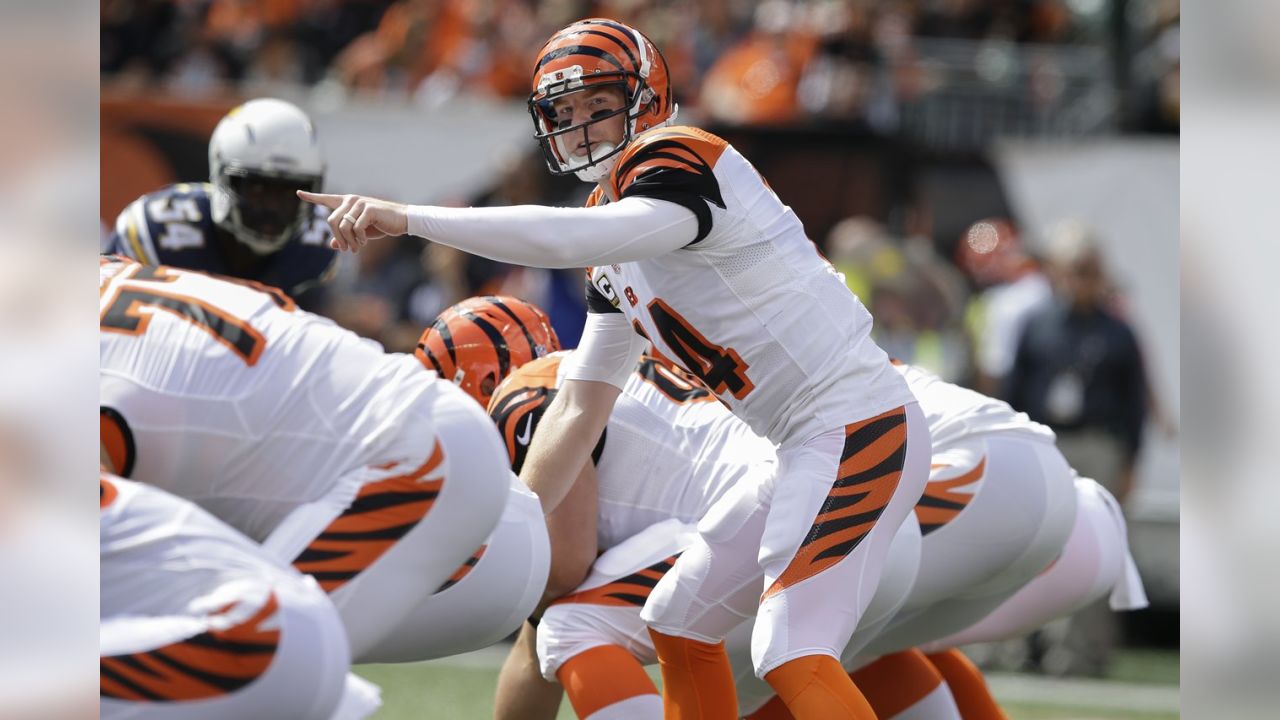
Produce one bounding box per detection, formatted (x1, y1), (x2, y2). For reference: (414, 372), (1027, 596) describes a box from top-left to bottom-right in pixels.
(958, 218), (1053, 396)
(828, 216), (972, 382)
(700, 0), (818, 125)
(1003, 221), (1149, 677)
(1005, 221), (1147, 506)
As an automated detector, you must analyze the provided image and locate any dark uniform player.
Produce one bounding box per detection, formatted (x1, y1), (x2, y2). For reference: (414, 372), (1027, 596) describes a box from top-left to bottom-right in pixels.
(108, 98), (335, 302)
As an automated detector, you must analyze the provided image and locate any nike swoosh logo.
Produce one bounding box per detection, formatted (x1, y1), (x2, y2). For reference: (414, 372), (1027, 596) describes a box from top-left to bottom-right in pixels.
(516, 415), (533, 446)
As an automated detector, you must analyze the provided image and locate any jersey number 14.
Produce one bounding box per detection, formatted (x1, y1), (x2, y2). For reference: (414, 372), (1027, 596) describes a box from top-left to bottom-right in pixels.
(643, 298), (754, 400)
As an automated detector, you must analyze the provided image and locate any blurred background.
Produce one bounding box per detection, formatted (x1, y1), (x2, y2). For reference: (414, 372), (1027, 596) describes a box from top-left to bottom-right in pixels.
(97, 0), (1178, 717)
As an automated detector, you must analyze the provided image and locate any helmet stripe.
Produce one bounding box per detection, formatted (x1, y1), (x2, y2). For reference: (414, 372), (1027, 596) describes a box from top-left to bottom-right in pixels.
(488, 298), (540, 357)
(536, 44), (624, 73)
(417, 343), (446, 376)
(459, 310), (512, 379)
(575, 29), (640, 70)
(591, 20), (650, 74)
(429, 317), (457, 365)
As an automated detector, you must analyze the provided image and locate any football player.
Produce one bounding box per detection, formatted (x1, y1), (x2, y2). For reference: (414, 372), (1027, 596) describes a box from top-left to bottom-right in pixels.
(371, 295), (564, 663)
(415, 300), (919, 720)
(301, 19), (929, 718)
(100, 471), (381, 719)
(731, 361), (1081, 718)
(99, 256), (509, 663)
(107, 98), (335, 302)
(741, 475), (1148, 720)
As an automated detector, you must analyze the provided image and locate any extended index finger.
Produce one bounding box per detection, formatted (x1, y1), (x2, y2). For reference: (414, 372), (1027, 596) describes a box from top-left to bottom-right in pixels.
(297, 190), (344, 209)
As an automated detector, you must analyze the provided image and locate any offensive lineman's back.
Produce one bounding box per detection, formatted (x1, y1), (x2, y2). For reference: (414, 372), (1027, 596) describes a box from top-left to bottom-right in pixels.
(99, 257), (445, 540)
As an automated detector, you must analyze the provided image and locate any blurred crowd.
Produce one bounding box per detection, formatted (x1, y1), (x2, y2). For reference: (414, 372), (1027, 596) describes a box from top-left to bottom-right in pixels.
(102, 0), (1178, 131)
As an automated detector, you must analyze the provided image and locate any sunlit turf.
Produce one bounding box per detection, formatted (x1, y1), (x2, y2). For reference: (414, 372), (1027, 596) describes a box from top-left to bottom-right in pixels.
(356, 647), (1179, 719)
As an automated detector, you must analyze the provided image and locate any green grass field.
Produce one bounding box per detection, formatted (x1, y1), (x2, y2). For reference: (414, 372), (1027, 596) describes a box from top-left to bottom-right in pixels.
(355, 647), (1179, 719)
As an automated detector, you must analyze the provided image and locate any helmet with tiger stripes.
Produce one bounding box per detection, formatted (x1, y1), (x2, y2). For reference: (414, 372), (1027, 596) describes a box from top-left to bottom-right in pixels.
(416, 296), (561, 409)
(528, 18), (676, 182)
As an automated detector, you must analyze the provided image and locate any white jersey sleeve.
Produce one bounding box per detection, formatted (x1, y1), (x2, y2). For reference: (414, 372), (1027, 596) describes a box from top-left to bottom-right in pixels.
(405, 196), (697, 268)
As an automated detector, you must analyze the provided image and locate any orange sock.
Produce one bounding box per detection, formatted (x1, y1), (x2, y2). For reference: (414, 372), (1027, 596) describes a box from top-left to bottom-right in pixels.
(648, 629), (738, 720)
(848, 649), (944, 718)
(557, 644), (659, 719)
(926, 649), (1009, 720)
(763, 654), (876, 720)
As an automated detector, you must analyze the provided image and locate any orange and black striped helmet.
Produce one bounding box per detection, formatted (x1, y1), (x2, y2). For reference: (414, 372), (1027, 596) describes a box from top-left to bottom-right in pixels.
(416, 296), (561, 409)
(528, 18), (675, 181)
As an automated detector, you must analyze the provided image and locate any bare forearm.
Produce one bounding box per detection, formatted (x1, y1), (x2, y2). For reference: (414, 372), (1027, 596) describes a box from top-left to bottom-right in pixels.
(519, 383), (617, 514)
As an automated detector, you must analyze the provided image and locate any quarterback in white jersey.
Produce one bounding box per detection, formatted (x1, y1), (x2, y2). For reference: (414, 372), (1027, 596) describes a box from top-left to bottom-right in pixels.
(100, 472), (380, 720)
(300, 18), (928, 717)
(98, 256), (510, 662)
(423, 314), (918, 720)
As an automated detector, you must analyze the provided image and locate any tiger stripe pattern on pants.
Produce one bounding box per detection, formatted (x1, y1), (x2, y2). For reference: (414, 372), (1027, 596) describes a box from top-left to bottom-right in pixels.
(763, 406), (908, 600)
(914, 458), (985, 536)
(292, 440), (445, 592)
(555, 554), (683, 609)
(101, 594), (281, 702)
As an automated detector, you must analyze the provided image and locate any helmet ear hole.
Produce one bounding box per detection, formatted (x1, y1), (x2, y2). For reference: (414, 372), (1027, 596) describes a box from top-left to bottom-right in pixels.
(480, 373), (498, 400)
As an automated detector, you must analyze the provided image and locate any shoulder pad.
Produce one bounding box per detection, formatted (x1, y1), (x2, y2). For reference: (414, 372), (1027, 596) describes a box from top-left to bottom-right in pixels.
(609, 126), (728, 198)
(487, 354), (563, 473)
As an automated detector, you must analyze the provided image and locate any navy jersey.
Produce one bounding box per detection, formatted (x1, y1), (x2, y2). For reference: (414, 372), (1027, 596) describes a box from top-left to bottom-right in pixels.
(108, 182), (336, 297)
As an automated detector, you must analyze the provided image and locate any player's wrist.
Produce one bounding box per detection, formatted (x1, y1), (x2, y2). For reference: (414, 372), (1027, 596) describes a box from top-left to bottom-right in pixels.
(404, 204), (437, 240)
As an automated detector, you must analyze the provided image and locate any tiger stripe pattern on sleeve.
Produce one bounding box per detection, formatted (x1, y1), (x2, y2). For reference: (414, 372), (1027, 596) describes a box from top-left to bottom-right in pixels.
(608, 127), (728, 243)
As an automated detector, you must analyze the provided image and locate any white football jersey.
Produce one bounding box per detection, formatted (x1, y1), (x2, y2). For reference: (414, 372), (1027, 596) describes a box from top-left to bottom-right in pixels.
(585, 125), (913, 445)
(894, 362), (1054, 448)
(99, 259), (445, 541)
(100, 474), (294, 621)
(488, 351), (776, 550)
